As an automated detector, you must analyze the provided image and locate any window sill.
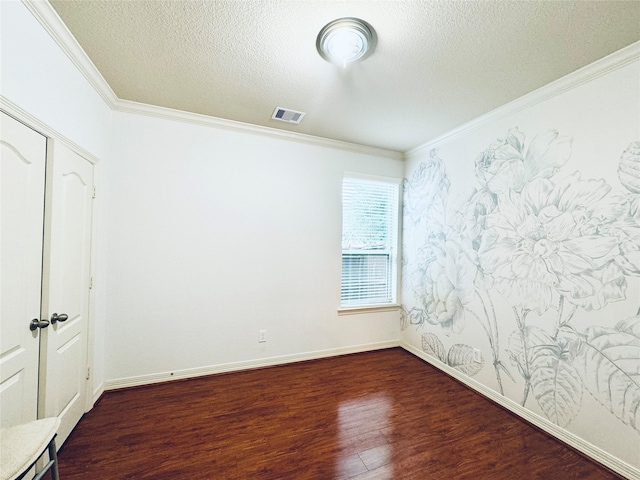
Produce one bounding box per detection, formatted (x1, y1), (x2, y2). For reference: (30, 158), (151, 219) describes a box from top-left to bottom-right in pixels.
(338, 304), (401, 316)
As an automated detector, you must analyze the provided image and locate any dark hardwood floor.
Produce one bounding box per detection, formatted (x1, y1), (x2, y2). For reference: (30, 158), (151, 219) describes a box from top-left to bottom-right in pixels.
(54, 348), (622, 479)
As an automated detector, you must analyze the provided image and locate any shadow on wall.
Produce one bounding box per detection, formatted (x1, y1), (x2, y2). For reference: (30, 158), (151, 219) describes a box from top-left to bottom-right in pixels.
(401, 128), (640, 432)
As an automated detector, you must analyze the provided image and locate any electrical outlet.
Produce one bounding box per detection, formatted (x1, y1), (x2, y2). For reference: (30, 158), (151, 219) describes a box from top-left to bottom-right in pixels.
(259, 330), (267, 343)
(473, 348), (482, 363)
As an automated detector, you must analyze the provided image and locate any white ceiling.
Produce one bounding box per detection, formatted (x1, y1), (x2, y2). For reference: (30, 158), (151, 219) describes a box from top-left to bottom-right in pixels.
(49, 1), (640, 153)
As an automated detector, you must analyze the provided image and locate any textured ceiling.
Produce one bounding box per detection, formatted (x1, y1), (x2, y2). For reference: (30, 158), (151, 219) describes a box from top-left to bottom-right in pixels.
(50, 0), (640, 152)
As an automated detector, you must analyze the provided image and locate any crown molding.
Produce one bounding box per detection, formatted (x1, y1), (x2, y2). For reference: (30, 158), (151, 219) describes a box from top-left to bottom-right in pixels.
(406, 40), (640, 160)
(21, 0), (402, 161)
(114, 99), (404, 160)
(21, 0), (639, 162)
(22, 0), (119, 109)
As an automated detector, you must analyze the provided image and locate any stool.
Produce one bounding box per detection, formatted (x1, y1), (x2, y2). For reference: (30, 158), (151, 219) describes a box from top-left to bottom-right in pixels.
(0, 417), (61, 480)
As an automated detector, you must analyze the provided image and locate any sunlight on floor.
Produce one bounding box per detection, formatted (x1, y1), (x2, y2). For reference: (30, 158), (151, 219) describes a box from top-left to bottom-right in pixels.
(335, 394), (392, 478)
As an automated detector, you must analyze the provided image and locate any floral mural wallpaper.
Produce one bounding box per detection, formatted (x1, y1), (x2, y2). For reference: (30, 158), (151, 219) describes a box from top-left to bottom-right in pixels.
(401, 117), (640, 467)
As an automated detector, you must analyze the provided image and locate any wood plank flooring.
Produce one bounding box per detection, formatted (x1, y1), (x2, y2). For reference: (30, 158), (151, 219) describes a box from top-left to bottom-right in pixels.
(54, 348), (622, 479)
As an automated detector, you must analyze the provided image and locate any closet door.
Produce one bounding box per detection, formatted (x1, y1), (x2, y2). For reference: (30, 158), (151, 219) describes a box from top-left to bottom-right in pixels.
(39, 141), (94, 446)
(0, 112), (47, 428)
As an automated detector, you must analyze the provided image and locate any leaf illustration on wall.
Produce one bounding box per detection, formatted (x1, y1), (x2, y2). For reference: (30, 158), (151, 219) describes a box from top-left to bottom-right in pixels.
(616, 314), (640, 337)
(421, 332), (447, 363)
(507, 330), (526, 377)
(573, 317), (640, 431)
(448, 344), (483, 376)
(526, 327), (583, 427)
(420, 333), (483, 376)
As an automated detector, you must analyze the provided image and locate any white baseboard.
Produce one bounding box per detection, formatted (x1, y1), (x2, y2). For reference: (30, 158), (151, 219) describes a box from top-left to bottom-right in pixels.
(401, 341), (640, 480)
(103, 340), (400, 391)
(92, 383), (105, 405)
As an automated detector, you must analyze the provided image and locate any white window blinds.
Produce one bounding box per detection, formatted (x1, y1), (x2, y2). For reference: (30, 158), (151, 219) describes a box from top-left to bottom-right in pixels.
(341, 175), (400, 307)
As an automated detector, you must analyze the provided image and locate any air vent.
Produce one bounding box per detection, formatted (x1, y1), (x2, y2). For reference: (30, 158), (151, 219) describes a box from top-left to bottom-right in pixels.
(272, 107), (305, 124)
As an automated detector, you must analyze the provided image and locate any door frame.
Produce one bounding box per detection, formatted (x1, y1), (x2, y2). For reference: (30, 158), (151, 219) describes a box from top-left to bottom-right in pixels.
(0, 97), (102, 415)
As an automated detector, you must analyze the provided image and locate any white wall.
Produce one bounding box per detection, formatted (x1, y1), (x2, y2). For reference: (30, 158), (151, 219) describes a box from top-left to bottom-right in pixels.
(105, 111), (403, 383)
(402, 56), (640, 473)
(1, 0), (403, 396)
(0, 0), (112, 398)
(0, 1), (112, 160)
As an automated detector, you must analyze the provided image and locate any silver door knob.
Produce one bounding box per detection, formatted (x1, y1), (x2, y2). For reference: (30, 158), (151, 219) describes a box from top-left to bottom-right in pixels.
(30, 318), (50, 331)
(50, 313), (68, 324)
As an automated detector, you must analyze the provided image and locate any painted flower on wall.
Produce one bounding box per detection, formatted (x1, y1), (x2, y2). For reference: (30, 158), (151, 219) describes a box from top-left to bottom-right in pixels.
(403, 128), (640, 434)
(453, 187), (497, 254)
(611, 213), (640, 278)
(404, 149), (450, 227)
(618, 141), (640, 194)
(479, 173), (624, 314)
(475, 128), (572, 194)
(613, 141), (640, 277)
(414, 238), (478, 334)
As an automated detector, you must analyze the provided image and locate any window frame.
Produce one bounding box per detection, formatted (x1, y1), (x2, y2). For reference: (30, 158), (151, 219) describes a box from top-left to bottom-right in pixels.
(338, 172), (402, 314)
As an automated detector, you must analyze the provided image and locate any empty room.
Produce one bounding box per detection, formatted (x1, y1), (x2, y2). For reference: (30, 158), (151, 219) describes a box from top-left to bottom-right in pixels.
(1, 1), (639, 479)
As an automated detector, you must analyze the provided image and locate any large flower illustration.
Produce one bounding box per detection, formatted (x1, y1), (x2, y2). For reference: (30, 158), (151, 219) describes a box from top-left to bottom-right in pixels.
(612, 141), (640, 276)
(475, 128), (572, 194)
(402, 129), (640, 434)
(404, 149), (450, 226)
(611, 208), (640, 277)
(415, 238), (477, 333)
(454, 187), (497, 253)
(479, 173), (624, 314)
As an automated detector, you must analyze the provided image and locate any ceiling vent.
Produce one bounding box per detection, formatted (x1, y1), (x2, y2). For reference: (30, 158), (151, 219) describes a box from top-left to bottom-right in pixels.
(272, 107), (305, 124)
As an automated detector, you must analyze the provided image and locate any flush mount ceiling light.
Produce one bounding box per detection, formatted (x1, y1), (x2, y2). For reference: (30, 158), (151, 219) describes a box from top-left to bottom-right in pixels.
(316, 17), (377, 66)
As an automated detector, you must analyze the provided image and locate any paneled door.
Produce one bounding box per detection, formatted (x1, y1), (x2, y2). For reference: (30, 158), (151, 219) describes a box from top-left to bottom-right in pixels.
(1, 111), (95, 449)
(0, 112), (47, 428)
(39, 141), (94, 446)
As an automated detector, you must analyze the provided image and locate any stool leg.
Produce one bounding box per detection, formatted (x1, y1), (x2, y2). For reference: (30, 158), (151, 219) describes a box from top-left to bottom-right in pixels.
(48, 435), (60, 480)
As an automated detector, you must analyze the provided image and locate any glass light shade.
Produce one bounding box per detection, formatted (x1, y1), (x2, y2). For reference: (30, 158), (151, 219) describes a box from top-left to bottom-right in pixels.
(316, 18), (377, 66)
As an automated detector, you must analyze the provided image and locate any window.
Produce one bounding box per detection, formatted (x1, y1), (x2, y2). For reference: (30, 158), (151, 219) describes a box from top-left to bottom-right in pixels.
(341, 174), (400, 308)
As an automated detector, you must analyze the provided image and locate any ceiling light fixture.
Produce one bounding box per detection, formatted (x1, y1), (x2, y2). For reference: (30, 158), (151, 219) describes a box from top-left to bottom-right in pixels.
(316, 17), (377, 66)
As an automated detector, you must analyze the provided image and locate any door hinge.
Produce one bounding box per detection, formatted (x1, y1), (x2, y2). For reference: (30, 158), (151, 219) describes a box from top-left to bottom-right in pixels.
(89, 276), (94, 290)
(86, 367), (91, 380)
(92, 186), (97, 199)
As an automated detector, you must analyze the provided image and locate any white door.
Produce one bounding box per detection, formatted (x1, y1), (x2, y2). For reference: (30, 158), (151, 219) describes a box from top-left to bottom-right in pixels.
(39, 141), (94, 446)
(0, 112), (47, 428)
